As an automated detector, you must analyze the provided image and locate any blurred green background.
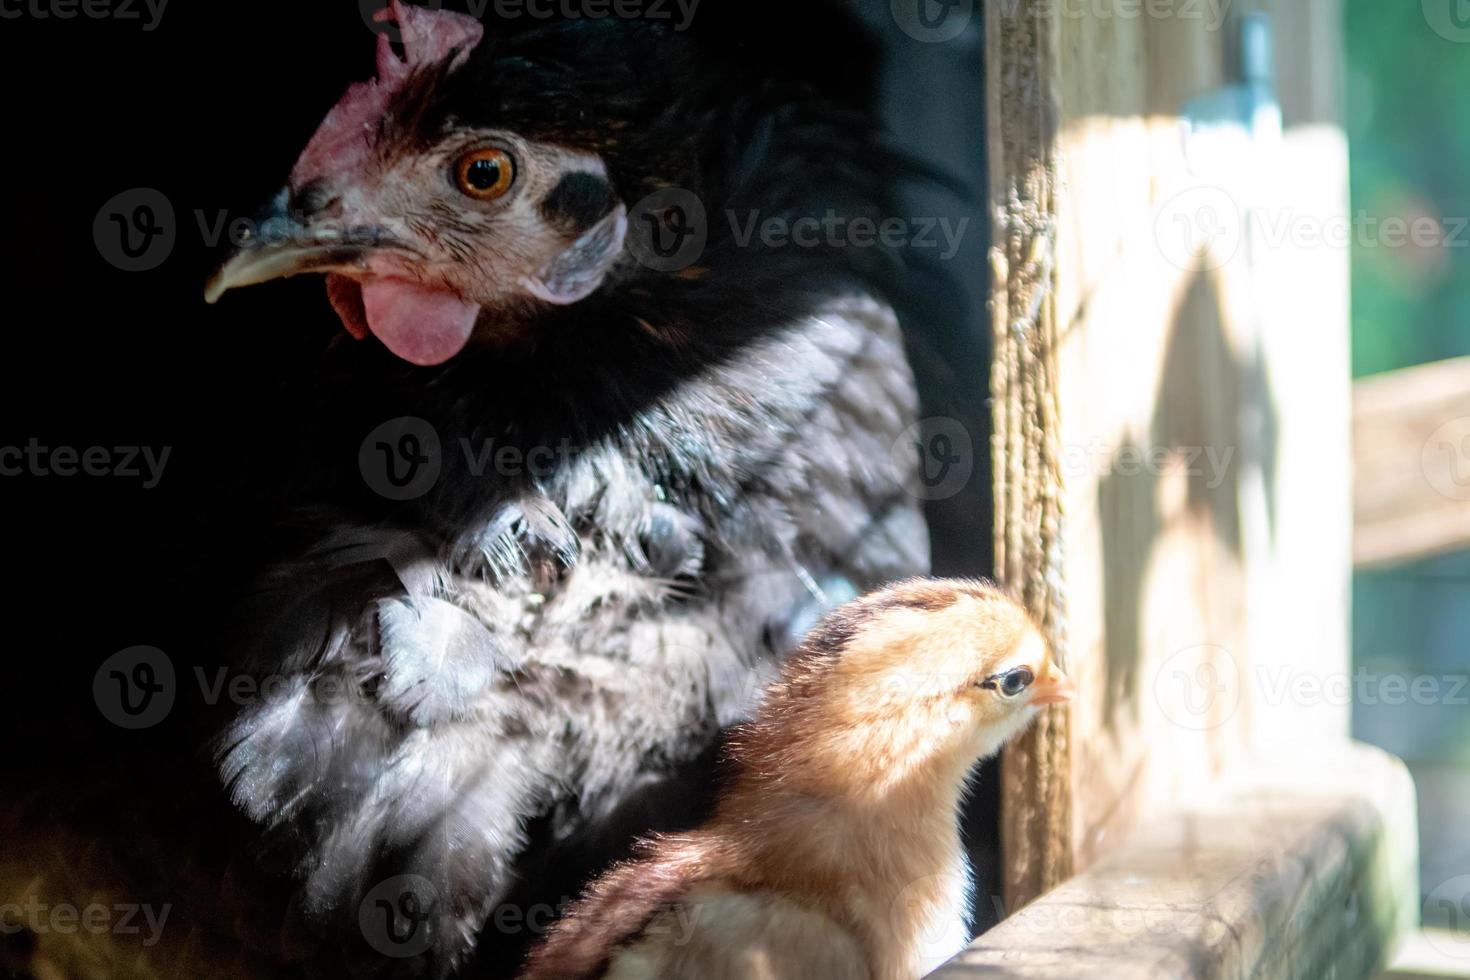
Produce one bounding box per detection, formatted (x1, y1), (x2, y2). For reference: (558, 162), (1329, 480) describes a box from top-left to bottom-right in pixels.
(1346, 0), (1470, 927)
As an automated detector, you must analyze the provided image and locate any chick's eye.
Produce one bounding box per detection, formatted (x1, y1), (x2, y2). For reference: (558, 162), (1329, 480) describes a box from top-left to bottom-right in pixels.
(454, 148), (515, 201)
(1000, 667), (1034, 697)
(981, 666), (1034, 698)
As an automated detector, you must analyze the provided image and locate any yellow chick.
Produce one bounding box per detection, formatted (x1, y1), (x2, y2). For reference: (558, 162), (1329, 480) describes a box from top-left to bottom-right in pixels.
(520, 578), (1073, 980)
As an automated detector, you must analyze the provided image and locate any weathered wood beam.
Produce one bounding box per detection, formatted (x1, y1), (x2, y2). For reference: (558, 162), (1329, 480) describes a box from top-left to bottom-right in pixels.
(934, 743), (1418, 979)
(985, 0), (1073, 913)
(1354, 356), (1470, 568)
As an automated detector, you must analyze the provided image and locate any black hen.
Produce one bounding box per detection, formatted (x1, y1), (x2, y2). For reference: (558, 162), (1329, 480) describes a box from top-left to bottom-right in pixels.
(198, 3), (930, 976)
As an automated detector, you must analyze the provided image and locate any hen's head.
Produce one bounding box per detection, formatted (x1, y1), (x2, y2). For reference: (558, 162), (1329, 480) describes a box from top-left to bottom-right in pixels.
(206, 2), (893, 367)
(207, 3), (634, 364)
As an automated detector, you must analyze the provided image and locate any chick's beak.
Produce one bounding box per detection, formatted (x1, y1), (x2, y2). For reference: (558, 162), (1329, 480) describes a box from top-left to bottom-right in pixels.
(202, 188), (379, 304)
(1030, 669), (1075, 707)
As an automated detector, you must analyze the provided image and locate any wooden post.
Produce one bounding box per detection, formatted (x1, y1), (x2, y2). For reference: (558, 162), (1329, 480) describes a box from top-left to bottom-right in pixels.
(986, 0), (1359, 917)
(985, 0), (1073, 911)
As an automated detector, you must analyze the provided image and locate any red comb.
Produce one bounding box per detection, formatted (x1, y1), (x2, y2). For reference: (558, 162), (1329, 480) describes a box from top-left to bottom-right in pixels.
(290, 0), (484, 187)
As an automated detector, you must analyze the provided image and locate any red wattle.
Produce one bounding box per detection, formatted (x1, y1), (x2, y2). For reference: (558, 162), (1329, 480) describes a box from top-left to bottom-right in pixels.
(359, 279), (480, 366)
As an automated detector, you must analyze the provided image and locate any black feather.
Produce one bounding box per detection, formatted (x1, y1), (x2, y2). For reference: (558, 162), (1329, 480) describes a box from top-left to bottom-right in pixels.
(539, 172), (617, 233)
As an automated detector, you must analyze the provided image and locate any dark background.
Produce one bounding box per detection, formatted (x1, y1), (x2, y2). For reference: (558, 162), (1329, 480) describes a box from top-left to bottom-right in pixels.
(0, 0), (1000, 942)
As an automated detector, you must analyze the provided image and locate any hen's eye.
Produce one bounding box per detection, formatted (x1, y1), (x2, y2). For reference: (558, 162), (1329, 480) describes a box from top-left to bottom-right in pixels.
(980, 666), (1034, 698)
(454, 148), (515, 201)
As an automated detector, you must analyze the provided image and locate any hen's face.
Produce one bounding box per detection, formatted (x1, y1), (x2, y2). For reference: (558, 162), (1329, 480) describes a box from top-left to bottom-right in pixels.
(205, 2), (628, 366)
(289, 125), (625, 364)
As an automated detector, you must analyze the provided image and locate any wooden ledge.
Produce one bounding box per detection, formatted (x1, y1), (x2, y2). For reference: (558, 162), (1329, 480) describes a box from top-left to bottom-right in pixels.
(938, 743), (1418, 979)
(1354, 357), (1470, 568)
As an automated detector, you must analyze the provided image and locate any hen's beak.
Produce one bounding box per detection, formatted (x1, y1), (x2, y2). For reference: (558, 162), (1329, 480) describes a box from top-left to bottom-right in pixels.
(1030, 670), (1075, 707)
(203, 188), (377, 304)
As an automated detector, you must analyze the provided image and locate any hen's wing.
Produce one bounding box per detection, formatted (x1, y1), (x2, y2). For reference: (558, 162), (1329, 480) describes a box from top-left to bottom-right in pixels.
(209, 295), (925, 978)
